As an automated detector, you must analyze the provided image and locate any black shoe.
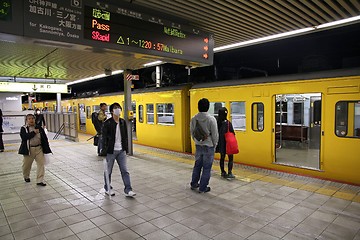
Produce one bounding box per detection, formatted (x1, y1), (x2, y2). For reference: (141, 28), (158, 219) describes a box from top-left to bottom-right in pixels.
(0, 149), (4, 152)
(37, 182), (46, 186)
(221, 171), (227, 178)
(199, 187), (211, 193)
(24, 178), (30, 182)
(190, 183), (199, 190)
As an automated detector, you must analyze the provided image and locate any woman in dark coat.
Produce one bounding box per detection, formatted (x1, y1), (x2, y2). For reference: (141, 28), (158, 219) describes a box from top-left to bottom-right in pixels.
(0, 109), (4, 152)
(216, 107), (235, 179)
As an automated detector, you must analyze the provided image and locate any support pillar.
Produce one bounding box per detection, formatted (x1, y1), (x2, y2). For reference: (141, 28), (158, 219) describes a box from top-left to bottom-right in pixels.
(56, 93), (61, 113)
(124, 70), (133, 156)
(156, 65), (161, 88)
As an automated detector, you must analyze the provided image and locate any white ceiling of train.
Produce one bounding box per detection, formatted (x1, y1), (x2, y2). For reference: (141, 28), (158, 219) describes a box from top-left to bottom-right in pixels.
(0, 0), (359, 83)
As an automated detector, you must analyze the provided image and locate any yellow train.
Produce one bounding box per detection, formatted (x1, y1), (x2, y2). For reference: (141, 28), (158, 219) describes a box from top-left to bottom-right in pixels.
(24, 72), (360, 185)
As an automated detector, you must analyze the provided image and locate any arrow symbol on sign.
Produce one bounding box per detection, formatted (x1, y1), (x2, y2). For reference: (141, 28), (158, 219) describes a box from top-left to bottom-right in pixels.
(203, 53), (208, 59)
(203, 46), (208, 51)
(204, 38), (208, 43)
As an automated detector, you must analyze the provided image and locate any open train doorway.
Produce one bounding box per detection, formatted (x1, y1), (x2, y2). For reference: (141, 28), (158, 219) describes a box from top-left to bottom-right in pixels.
(274, 93), (321, 169)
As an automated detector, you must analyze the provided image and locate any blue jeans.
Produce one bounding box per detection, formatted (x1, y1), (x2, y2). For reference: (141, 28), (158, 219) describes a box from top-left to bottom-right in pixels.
(104, 150), (132, 193)
(191, 145), (215, 192)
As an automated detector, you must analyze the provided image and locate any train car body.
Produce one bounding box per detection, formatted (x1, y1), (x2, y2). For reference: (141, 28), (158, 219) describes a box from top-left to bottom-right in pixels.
(190, 73), (360, 184)
(25, 70), (360, 185)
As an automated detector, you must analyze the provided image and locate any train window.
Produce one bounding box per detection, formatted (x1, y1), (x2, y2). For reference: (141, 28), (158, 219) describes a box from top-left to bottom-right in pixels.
(252, 103), (264, 131)
(209, 102), (225, 119)
(146, 104), (154, 124)
(86, 106), (91, 119)
(335, 101), (360, 138)
(139, 105), (143, 123)
(157, 103), (174, 125)
(231, 102), (246, 130)
(293, 103), (303, 124)
(275, 96), (288, 124)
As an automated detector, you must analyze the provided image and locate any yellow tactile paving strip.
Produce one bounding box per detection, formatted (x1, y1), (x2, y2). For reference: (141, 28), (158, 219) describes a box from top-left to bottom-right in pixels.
(133, 145), (360, 203)
(4, 133), (359, 203)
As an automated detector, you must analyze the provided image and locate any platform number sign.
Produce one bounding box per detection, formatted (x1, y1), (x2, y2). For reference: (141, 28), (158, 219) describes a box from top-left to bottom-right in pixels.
(71, 0), (82, 8)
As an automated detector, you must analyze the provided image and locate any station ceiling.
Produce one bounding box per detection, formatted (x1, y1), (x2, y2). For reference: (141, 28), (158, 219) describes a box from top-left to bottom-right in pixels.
(0, 0), (360, 83)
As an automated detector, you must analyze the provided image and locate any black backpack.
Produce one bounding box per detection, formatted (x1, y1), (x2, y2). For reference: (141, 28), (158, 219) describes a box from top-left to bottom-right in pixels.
(91, 112), (102, 134)
(193, 120), (208, 141)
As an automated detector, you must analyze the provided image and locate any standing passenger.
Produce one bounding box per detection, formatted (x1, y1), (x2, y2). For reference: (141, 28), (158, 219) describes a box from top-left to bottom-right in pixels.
(190, 98), (219, 193)
(97, 103), (107, 156)
(216, 107), (236, 179)
(101, 103), (136, 197)
(19, 114), (52, 186)
(0, 109), (4, 152)
(34, 108), (46, 129)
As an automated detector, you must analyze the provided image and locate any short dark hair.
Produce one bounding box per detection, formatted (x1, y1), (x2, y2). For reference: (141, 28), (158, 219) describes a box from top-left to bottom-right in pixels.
(198, 98), (210, 112)
(26, 114), (35, 119)
(100, 103), (107, 107)
(109, 102), (122, 113)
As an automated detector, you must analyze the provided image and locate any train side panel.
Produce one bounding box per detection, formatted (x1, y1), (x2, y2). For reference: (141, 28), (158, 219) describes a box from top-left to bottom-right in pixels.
(133, 88), (189, 152)
(190, 76), (360, 184)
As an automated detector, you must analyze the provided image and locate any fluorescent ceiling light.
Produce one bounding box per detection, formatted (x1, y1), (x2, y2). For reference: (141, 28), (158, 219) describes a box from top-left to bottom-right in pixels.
(214, 15), (360, 52)
(67, 70), (123, 85)
(316, 15), (360, 29)
(143, 61), (163, 67)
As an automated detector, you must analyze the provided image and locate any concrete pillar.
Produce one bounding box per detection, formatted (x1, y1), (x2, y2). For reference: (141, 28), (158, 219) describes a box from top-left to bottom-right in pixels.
(156, 65), (161, 88)
(28, 95), (33, 109)
(56, 93), (61, 113)
(124, 70), (133, 156)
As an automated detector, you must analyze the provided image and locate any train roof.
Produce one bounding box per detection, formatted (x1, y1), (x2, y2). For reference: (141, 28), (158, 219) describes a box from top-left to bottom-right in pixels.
(191, 67), (360, 89)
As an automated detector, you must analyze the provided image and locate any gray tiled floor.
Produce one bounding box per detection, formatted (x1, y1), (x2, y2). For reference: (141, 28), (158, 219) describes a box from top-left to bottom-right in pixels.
(0, 139), (360, 240)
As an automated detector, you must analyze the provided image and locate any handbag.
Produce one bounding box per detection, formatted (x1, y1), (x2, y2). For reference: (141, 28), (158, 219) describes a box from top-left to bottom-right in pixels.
(93, 135), (99, 146)
(225, 121), (239, 154)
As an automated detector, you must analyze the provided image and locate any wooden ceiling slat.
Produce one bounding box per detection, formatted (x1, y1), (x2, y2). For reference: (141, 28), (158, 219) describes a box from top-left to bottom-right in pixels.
(326, 0), (351, 18)
(195, 0), (280, 35)
(274, 0), (318, 26)
(314, 0), (344, 19)
(350, 0), (360, 11)
(251, 0), (306, 28)
(267, 0), (312, 26)
(288, 1), (327, 24)
(216, 0), (287, 33)
(338, 0), (358, 15)
(136, 0), (261, 42)
(225, 0), (291, 32)
(241, 0), (296, 30)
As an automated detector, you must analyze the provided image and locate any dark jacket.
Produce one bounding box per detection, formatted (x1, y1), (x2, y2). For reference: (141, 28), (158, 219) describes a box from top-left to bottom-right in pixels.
(101, 117), (128, 155)
(18, 125), (52, 155)
(35, 114), (46, 128)
(0, 115), (3, 133)
(215, 120), (235, 154)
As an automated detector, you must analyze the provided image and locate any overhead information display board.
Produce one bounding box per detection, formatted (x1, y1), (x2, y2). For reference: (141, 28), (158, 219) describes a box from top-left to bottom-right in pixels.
(3, 0), (213, 66)
(83, 2), (213, 64)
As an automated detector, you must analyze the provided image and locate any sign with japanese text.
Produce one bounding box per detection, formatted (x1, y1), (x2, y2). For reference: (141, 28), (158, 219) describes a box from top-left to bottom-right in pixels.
(0, 82), (68, 93)
(24, 0), (83, 43)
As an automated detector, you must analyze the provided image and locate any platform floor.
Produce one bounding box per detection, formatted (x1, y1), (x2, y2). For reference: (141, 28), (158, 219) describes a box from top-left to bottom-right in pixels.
(0, 134), (359, 240)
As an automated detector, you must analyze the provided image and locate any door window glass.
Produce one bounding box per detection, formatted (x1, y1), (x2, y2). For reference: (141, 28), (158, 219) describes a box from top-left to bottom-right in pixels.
(231, 101), (246, 130)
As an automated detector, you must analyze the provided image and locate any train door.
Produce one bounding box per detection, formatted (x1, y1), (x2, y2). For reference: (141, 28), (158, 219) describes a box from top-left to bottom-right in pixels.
(78, 103), (86, 132)
(274, 93), (321, 169)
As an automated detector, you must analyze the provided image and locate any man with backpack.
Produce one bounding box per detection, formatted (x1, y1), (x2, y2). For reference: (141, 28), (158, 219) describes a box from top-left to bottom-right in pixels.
(93, 103), (107, 156)
(190, 98), (218, 193)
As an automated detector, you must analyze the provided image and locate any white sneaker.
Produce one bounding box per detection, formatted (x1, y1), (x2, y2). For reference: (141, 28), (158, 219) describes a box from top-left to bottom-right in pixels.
(125, 191), (136, 197)
(105, 190), (115, 196)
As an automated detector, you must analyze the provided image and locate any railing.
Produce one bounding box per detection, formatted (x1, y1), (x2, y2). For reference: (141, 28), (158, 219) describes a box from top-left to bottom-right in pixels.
(43, 112), (78, 142)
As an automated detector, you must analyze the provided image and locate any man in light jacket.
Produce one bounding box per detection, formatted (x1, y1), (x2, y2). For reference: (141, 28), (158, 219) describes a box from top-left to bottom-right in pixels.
(190, 98), (219, 193)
